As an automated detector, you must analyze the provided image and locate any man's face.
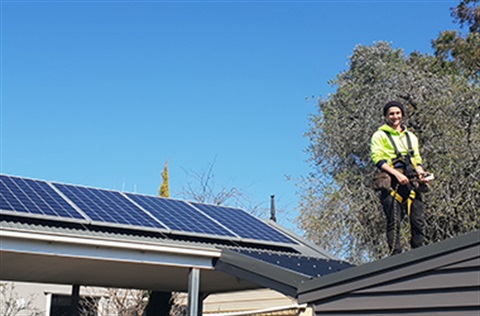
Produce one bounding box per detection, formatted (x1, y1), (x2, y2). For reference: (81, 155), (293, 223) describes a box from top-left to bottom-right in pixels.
(386, 106), (403, 127)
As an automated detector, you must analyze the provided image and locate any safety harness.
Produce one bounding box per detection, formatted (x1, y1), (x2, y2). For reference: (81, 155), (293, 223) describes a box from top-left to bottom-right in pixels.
(384, 131), (417, 217)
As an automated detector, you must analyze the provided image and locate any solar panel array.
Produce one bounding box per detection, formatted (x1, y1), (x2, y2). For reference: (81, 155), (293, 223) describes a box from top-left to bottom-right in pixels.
(0, 174), (297, 245)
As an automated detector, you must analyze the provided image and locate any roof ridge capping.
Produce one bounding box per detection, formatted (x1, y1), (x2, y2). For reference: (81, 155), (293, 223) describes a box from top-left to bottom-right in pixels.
(297, 229), (480, 300)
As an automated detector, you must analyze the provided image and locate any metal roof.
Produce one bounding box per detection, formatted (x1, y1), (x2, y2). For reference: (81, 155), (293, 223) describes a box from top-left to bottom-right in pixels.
(1, 211), (353, 296)
(298, 229), (480, 297)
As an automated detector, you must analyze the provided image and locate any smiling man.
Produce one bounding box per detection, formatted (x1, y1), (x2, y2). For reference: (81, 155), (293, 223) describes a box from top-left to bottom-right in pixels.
(371, 101), (431, 255)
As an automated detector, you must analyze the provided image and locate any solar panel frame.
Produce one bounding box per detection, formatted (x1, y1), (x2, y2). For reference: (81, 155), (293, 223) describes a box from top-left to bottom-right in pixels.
(188, 202), (298, 246)
(0, 174), (88, 223)
(52, 182), (170, 232)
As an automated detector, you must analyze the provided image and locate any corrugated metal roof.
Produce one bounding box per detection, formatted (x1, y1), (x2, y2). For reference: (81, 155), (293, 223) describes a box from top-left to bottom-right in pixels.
(1, 215), (321, 256)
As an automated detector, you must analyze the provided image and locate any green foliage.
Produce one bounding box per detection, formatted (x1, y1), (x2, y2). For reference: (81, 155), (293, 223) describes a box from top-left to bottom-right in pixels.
(432, 0), (480, 82)
(451, 0), (479, 33)
(158, 161), (170, 198)
(433, 30), (480, 81)
(297, 41), (480, 264)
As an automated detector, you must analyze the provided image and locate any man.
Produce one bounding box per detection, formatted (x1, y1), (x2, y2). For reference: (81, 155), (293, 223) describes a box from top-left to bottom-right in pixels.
(371, 101), (431, 255)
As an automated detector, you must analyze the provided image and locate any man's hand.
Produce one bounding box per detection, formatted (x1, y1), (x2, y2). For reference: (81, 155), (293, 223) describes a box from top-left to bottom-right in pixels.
(416, 167), (432, 183)
(382, 163), (409, 185)
(419, 172), (434, 183)
(395, 170), (410, 185)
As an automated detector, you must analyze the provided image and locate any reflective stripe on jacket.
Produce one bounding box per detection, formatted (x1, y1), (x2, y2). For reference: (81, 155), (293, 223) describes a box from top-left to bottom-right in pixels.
(370, 124), (423, 169)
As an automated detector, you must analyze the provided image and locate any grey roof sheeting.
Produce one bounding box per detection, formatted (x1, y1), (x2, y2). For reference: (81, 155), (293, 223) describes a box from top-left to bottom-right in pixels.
(297, 230), (480, 316)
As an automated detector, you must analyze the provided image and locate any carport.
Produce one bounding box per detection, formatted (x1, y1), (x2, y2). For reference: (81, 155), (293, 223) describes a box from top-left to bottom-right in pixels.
(0, 174), (353, 315)
(0, 215), (352, 315)
(1, 225), (252, 315)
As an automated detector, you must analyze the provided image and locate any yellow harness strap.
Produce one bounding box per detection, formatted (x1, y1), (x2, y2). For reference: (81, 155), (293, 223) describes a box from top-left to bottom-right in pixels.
(390, 190), (403, 203)
(390, 188), (416, 217)
(407, 190), (416, 217)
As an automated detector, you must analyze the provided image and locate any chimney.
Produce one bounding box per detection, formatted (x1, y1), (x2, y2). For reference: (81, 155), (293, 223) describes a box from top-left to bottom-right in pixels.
(270, 195), (277, 222)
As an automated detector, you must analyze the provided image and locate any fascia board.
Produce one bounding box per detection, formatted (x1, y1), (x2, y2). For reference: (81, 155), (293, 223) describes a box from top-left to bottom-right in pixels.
(214, 249), (311, 297)
(1, 229), (220, 269)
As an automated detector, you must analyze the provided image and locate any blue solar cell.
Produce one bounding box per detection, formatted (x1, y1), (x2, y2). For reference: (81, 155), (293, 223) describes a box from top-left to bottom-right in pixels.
(190, 203), (297, 244)
(53, 183), (166, 230)
(125, 193), (236, 237)
(236, 249), (354, 277)
(0, 175), (85, 220)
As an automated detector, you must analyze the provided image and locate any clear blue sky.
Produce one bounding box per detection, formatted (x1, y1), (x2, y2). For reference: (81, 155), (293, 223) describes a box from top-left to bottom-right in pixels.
(1, 0), (459, 232)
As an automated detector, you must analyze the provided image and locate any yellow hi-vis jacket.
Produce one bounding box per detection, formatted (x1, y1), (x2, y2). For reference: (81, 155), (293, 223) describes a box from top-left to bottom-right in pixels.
(370, 124), (423, 169)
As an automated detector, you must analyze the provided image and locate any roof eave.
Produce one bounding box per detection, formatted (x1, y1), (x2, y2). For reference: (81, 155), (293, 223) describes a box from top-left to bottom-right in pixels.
(214, 249), (311, 297)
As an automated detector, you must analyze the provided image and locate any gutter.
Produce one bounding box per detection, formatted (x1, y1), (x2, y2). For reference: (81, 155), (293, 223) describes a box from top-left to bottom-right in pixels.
(0, 228), (221, 258)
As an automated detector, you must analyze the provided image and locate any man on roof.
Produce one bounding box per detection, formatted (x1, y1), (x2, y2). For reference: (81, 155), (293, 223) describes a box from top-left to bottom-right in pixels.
(371, 101), (432, 255)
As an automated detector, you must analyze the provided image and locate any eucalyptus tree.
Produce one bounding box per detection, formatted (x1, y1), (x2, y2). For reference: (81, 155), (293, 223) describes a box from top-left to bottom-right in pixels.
(432, 0), (479, 82)
(298, 41), (479, 263)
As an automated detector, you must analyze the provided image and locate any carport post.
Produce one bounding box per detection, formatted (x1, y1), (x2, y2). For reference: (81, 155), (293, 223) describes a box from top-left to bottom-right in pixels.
(187, 268), (201, 316)
(69, 284), (80, 316)
(198, 293), (208, 316)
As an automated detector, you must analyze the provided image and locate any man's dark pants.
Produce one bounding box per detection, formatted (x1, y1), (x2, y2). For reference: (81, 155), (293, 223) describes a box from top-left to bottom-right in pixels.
(381, 183), (425, 255)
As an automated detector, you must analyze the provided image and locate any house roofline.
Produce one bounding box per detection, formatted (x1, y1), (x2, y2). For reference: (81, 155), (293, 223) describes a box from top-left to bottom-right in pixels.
(297, 230), (480, 303)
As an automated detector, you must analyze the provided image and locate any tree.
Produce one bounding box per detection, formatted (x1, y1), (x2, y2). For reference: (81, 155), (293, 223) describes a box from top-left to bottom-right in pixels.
(79, 287), (147, 316)
(0, 283), (42, 316)
(432, 0), (479, 82)
(178, 158), (263, 216)
(158, 161), (170, 198)
(451, 0), (479, 33)
(297, 41), (479, 263)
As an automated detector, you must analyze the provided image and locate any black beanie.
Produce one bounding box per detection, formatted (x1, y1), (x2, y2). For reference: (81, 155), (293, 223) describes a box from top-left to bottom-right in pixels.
(383, 101), (405, 116)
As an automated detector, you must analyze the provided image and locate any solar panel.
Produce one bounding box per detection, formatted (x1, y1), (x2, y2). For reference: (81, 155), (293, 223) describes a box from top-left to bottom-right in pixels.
(235, 249), (354, 277)
(190, 202), (297, 245)
(0, 175), (86, 221)
(53, 183), (167, 230)
(1, 174), (300, 246)
(124, 193), (236, 238)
